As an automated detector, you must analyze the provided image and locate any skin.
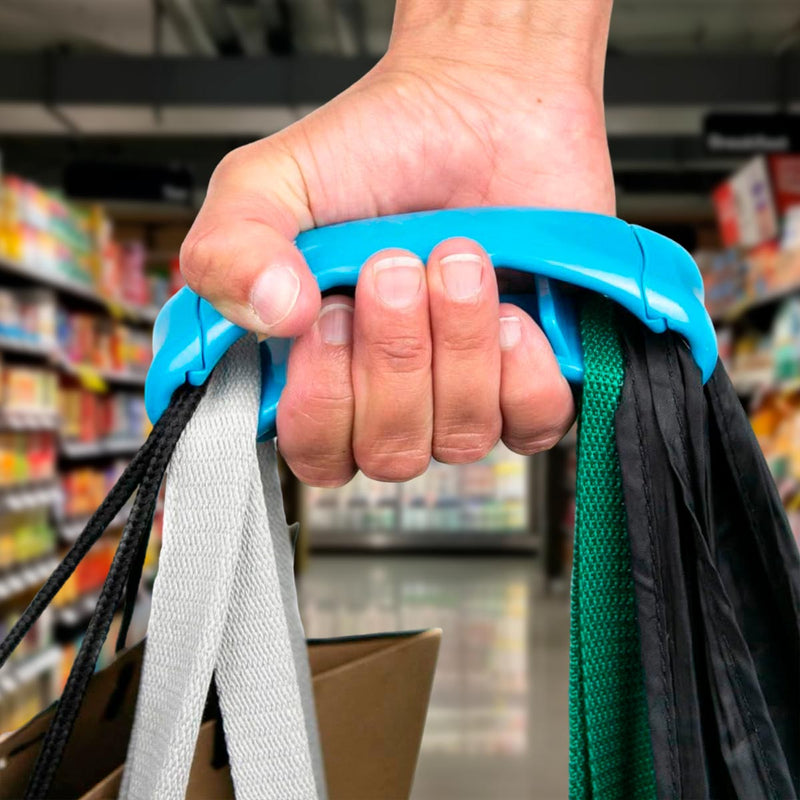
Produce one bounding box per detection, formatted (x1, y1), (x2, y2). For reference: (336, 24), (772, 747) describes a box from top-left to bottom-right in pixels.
(180, 0), (615, 486)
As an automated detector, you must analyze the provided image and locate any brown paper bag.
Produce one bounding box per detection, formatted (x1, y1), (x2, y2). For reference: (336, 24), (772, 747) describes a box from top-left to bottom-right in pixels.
(0, 629), (440, 800)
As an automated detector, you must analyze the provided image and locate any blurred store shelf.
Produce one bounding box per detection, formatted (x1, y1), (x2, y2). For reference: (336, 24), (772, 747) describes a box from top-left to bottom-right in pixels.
(0, 645), (62, 696)
(712, 282), (800, 324)
(0, 338), (150, 389)
(304, 444), (543, 552)
(0, 555), (59, 603)
(0, 334), (54, 359)
(54, 591), (100, 629)
(57, 359), (147, 388)
(0, 175), (168, 733)
(59, 497), (162, 543)
(728, 367), (774, 395)
(0, 408), (60, 431)
(60, 509), (127, 544)
(727, 368), (800, 398)
(0, 256), (159, 327)
(0, 255), (101, 304)
(59, 438), (143, 461)
(0, 481), (60, 513)
(98, 199), (198, 223)
(0, 475), (58, 493)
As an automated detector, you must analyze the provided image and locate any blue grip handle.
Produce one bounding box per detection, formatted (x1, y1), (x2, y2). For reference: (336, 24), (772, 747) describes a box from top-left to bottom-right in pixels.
(146, 207), (717, 441)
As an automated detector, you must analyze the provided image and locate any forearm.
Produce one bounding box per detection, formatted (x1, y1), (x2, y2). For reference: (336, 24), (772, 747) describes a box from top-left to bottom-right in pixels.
(389, 0), (613, 95)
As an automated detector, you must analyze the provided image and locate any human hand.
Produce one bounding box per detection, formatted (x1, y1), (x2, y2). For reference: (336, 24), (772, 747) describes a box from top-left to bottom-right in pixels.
(180, 0), (615, 485)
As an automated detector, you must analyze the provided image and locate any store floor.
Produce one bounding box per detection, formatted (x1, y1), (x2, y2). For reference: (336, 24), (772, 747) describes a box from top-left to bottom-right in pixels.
(299, 555), (569, 800)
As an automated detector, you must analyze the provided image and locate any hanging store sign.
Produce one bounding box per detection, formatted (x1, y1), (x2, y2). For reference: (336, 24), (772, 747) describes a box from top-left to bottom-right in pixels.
(704, 113), (800, 154)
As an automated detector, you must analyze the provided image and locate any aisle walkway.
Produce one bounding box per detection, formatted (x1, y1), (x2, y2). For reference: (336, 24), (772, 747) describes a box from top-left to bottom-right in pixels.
(299, 555), (569, 800)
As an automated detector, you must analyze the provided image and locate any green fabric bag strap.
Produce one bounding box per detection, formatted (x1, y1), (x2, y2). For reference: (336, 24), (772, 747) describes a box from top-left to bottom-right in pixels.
(569, 298), (656, 800)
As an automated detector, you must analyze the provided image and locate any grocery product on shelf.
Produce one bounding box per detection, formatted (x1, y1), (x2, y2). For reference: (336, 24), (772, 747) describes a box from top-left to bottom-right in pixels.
(0, 363), (58, 416)
(0, 432), (57, 487)
(148, 256), (180, 308)
(118, 241), (150, 306)
(57, 311), (152, 377)
(61, 461), (127, 519)
(719, 297), (800, 392)
(0, 508), (57, 569)
(712, 154), (800, 250)
(0, 289), (57, 349)
(700, 246), (800, 321)
(696, 248), (748, 319)
(0, 176), (95, 288)
(772, 298), (800, 383)
(59, 381), (148, 446)
(53, 535), (118, 608)
(720, 325), (773, 382)
(0, 175), (166, 313)
(703, 155), (800, 321)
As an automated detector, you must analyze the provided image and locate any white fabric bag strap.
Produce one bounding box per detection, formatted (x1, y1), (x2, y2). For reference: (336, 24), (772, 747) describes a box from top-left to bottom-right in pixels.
(122, 336), (326, 800)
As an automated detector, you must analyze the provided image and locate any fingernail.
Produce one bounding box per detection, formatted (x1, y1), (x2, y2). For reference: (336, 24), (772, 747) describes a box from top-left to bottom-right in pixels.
(318, 303), (353, 345)
(500, 316), (521, 350)
(251, 265), (300, 327)
(440, 253), (483, 302)
(373, 256), (423, 309)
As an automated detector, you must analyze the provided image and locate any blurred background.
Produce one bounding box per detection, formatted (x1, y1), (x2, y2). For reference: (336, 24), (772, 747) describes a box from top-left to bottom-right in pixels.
(0, 1), (798, 798)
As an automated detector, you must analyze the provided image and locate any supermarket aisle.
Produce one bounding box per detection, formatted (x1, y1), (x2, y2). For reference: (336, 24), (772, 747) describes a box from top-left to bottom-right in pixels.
(299, 556), (569, 800)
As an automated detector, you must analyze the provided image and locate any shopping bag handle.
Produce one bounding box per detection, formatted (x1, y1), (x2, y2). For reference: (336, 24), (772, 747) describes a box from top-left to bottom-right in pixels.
(145, 207), (717, 441)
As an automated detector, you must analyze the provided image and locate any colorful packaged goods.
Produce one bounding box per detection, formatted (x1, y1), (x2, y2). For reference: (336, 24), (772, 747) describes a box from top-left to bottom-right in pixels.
(713, 154), (800, 249)
(0, 176), (94, 288)
(119, 241), (150, 306)
(57, 312), (152, 375)
(0, 175), (161, 311)
(0, 365), (58, 415)
(61, 461), (126, 519)
(0, 172), (162, 738)
(0, 289), (57, 347)
(0, 433), (57, 487)
(59, 380), (148, 445)
(0, 509), (57, 570)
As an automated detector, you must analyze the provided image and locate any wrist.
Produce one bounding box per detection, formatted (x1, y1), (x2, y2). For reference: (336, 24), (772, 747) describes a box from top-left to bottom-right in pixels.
(388, 0), (612, 98)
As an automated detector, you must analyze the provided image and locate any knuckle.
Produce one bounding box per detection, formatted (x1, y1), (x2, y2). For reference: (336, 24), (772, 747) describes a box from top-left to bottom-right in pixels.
(369, 335), (430, 374)
(286, 457), (355, 488)
(503, 427), (564, 455)
(288, 382), (354, 410)
(180, 226), (221, 296)
(438, 328), (495, 354)
(356, 443), (430, 482)
(277, 397), (352, 447)
(213, 143), (255, 180)
(433, 427), (500, 464)
(276, 400), (354, 486)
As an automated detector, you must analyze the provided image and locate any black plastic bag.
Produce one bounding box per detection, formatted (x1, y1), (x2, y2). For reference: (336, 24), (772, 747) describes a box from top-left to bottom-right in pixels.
(616, 316), (800, 800)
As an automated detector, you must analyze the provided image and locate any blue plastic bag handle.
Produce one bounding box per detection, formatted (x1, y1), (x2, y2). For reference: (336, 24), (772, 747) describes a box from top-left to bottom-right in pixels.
(145, 207), (717, 441)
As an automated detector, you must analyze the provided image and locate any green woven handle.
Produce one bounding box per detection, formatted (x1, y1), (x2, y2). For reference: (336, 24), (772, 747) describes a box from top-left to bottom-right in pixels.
(569, 299), (656, 799)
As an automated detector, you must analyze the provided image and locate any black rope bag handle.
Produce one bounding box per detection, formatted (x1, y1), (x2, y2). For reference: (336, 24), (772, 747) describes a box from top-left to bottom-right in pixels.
(0, 382), (207, 799)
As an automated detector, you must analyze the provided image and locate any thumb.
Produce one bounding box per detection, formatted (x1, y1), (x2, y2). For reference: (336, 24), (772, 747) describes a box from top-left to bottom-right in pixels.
(180, 138), (322, 336)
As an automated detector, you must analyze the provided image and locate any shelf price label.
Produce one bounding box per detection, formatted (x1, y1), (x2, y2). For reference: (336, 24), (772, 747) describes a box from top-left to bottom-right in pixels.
(104, 300), (127, 320)
(72, 364), (108, 393)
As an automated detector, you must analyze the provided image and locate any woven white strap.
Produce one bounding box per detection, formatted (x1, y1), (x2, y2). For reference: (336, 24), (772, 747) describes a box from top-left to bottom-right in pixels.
(122, 336), (325, 800)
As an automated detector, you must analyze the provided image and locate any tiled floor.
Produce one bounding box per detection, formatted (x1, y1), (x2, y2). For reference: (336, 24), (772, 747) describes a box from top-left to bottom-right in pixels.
(299, 555), (570, 800)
